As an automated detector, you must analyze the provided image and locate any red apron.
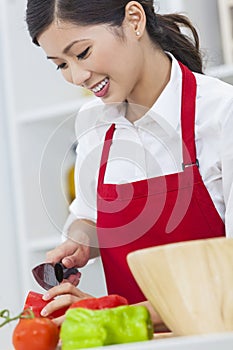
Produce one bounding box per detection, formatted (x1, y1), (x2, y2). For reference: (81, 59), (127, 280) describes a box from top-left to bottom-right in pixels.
(97, 62), (225, 304)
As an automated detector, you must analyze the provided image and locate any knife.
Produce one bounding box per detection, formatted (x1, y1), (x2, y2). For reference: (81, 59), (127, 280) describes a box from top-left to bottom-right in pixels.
(32, 262), (81, 290)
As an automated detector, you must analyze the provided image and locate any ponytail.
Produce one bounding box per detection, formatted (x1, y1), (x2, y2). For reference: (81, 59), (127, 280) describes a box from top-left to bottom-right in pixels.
(144, 9), (203, 73)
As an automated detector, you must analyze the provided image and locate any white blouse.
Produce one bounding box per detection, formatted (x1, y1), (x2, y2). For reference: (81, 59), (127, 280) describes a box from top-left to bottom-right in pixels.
(67, 55), (233, 237)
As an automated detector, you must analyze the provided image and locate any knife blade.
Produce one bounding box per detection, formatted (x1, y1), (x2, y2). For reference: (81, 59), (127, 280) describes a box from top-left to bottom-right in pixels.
(32, 262), (81, 290)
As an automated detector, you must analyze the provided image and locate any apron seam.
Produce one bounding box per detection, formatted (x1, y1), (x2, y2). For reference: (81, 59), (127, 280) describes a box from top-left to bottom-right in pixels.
(99, 180), (203, 200)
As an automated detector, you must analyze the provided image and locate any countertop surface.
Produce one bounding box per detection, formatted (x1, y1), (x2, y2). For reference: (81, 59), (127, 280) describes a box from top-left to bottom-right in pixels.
(55, 332), (233, 350)
(8, 332), (233, 350)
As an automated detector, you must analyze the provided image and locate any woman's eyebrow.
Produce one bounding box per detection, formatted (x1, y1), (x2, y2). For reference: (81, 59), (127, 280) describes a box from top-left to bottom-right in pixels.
(47, 39), (88, 59)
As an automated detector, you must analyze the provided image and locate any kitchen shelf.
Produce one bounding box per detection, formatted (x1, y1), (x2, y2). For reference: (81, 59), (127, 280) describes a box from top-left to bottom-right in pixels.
(17, 95), (95, 124)
(28, 236), (63, 252)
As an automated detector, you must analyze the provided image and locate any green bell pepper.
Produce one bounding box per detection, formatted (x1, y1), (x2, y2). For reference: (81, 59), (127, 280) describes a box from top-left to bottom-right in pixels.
(60, 305), (153, 349)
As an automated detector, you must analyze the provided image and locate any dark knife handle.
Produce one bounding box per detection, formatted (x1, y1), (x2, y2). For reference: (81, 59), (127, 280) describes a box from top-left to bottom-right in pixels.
(54, 263), (80, 283)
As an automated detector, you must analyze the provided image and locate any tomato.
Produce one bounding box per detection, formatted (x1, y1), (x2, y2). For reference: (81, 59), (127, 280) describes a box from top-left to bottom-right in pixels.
(24, 291), (69, 319)
(12, 317), (59, 350)
(69, 294), (128, 310)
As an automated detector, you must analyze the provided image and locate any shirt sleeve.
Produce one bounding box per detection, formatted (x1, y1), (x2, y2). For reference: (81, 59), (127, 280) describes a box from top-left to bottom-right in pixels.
(221, 100), (233, 238)
(65, 102), (107, 229)
(69, 138), (99, 224)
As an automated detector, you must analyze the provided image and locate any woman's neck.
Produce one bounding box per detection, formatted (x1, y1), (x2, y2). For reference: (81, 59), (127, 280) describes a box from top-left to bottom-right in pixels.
(126, 50), (172, 123)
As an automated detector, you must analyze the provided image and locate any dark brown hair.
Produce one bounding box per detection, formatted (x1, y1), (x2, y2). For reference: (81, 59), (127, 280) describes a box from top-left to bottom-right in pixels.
(26, 0), (203, 73)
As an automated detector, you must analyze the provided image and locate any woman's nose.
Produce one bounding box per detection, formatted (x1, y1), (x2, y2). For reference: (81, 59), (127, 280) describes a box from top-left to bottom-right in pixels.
(69, 65), (91, 86)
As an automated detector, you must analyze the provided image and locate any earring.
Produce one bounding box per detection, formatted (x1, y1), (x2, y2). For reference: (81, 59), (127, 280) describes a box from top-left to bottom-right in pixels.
(136, 31), (140, 36)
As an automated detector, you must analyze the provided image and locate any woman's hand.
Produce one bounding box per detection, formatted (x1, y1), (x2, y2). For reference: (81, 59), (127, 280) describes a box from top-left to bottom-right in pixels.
(46, 220), (99, 284)
(41, 283), (93, 326)
(46, 238), (90, 270)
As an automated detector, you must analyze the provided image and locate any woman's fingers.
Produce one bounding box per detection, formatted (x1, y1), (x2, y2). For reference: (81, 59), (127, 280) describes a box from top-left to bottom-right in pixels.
(46, 240), (79, 264)
(43, 282), (85, 300)
(45, 220), (96, 269)
(41, 294), (78, 317)
(46, 239), (90, 268)
(62, 243), (90, 268)
(41, 282), (93, 317)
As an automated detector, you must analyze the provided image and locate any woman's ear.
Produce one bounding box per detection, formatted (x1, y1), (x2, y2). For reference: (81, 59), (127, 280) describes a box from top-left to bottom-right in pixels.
(124, 1), (146, 38)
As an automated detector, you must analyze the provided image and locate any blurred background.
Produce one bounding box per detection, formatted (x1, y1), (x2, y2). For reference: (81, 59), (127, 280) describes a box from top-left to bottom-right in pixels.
(1, 0), (233, 348)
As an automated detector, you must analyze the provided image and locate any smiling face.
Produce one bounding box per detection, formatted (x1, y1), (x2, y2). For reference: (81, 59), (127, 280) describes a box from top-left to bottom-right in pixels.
(38, 19), (145, 104)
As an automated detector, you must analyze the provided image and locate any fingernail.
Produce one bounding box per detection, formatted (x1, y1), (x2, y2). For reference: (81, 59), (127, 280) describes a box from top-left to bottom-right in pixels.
(41, 308), (48, 317)
(42, 293), (50, 300)
(63, 257), (73, 267)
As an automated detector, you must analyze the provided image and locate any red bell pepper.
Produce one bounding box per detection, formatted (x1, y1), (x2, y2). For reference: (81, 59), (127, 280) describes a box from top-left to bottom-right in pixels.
(69, 294), (128, 310)
(24, 291), (69, 319)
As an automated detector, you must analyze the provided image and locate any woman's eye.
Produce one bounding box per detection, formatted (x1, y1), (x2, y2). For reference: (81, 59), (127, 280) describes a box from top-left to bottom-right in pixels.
(77, 47), (90, 60)
(56, 63), (67, 70)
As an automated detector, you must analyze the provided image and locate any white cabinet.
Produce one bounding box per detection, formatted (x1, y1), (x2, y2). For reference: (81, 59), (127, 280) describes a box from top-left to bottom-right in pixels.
(218, 0), (233, 64)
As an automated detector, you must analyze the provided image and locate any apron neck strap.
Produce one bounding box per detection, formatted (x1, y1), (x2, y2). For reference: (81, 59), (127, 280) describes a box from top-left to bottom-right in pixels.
(98, 123), (116, 185)
(178, 61), (198, 167)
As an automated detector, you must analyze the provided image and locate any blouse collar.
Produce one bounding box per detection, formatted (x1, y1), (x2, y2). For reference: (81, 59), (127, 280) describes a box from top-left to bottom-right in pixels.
(94, 53), (182, 133)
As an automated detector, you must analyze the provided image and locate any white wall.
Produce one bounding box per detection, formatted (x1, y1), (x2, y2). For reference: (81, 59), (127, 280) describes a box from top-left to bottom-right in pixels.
(0, 5), (25, 346)
(0, 58), (21, 349)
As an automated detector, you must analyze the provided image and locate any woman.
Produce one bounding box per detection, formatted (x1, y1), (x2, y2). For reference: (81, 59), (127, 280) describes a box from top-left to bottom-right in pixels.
(26, 0), (233, 327)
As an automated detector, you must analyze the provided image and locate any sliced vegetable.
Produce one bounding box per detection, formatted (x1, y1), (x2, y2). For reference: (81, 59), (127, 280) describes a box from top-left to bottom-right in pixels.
(69, 294), (128, 310)
(24, 291), (69, 318)
(60, 305), (153, 349)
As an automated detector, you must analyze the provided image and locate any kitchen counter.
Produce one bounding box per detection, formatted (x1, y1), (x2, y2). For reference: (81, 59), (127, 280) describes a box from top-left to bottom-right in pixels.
(9, 332), (233, 350)
(77, 332), (233, 350)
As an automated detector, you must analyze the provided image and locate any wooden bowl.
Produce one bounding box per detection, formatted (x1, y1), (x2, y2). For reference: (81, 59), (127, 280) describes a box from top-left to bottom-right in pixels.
(127, 237), (233, 336)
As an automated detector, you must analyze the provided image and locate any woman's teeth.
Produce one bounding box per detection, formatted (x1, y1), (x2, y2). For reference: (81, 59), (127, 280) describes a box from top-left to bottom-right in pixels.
(92, 78), (109, 93)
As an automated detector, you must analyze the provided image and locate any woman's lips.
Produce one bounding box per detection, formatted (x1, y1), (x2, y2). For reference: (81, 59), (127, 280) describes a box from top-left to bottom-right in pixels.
(91, 78), (110, 98)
